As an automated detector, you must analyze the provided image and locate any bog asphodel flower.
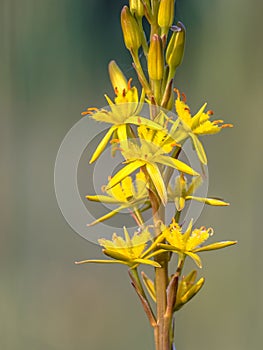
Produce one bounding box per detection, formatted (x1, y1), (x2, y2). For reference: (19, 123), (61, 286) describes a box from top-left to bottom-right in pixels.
(106, 125), (199, 205)
(172, 88), (233, 164)
(158, 219), (237, 268)
(82, 61), (163, 164)
(86, 170), (149, 226)
(168, 173), (230, 212)
(76, 227), (162, 268)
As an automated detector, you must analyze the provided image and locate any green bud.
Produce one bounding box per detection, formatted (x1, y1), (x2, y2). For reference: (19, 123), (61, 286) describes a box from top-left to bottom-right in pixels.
(148, 34), (164, 80)
(121, 6), (142, 51)
(129, 0), (144, 17)
(108, 60), (128, 92)
(166, 22), (186, 70)
(158, 0), (175, 30)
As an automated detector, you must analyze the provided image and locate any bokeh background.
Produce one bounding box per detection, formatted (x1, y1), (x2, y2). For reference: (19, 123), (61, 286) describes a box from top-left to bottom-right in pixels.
(1, 0), (263, 349)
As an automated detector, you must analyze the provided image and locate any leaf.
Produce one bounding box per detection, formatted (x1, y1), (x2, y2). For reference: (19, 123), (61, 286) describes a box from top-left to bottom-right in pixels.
(156, 155), (199, 176)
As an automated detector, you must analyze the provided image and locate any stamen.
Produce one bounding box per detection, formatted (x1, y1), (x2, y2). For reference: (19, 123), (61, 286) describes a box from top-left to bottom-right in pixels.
(127, 78), (133, 90)
(81, 107), (99, 116)
(207, 110), (214, 115)
(110, 139), (120, 144)
(174, 87), (180, 98)
(221, 123), (234, 128)
(213, 119), (224, 125)
(114, 87), (119, 95)
(207, 227), (214, 236)
(181, 92), (187, 103)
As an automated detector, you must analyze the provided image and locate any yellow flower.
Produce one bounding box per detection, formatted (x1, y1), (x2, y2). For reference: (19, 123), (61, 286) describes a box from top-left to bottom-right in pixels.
(172, 88), (233, 164)
(168, 174), (230, 211)
(75, 227), (161, 269)
(158, 220), (237, 268)
(86, 171), (149, 226)
(82, 63), (163, 164)
(141, 269), (205, 311)
(106, 125), (199, 205)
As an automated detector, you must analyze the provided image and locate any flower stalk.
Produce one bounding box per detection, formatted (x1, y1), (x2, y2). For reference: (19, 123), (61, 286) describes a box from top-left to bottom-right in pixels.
(77, 1), (237, 350)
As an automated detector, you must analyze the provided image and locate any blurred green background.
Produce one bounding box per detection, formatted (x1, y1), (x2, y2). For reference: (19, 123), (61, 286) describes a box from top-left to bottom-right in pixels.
(1, 0), (263, 349)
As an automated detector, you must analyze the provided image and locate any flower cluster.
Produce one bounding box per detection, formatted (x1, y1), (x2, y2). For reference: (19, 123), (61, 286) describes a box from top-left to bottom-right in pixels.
(77, 1), (237, 350)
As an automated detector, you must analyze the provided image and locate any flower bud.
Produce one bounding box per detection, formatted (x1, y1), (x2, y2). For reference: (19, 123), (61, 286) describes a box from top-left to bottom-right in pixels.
(158, 0), (175, 30)
(108, 60), (127, 92)
(166, 22), (186, 70)
(121, 6), (142, 51)
(129, 0), (144, 17)
(148, 34), (164, 80)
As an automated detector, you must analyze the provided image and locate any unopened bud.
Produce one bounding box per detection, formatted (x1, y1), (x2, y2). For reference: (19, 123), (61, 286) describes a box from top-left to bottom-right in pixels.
(108, 60), (127, 92)
(180, 277), (205, 304)
(121, 6), (142, 51)
(148, 34), (164, 80)
(166, 22), (186, 70)
(158, 0), (175, 31)
(129, 0), (144, 17)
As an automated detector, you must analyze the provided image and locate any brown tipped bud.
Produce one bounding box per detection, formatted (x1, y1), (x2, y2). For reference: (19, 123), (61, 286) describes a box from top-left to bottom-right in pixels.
(166, 22), (186, 70)
(108, 60), (127, 92)
(158, 0), (175, 30)
(129, 0), (144, 17)
(148, 34), (164, 80)
(121, 6), (142, 51)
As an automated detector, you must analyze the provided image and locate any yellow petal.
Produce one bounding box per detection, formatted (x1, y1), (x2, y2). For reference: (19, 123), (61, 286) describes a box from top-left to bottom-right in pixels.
(142, 272), (156, 302)
(146, 162), (167, 205)
(87, 206), (126, 226)
(180, 277), (205, 304)
(186, 196), (230, 206)
(156, 155), (199, 176)
(106, 160), (146, 189)
(89, 126), (116, 164)
(86, 194), (121, 204)
(190, 133), (207, 165)
(133, 258), (161, 268)
(193, 240), (237, 253)
(186, 251), (203, 268)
